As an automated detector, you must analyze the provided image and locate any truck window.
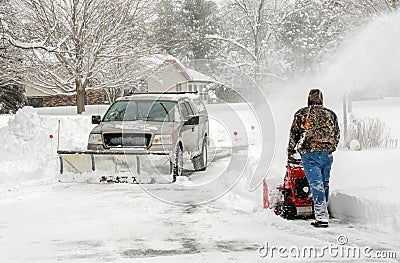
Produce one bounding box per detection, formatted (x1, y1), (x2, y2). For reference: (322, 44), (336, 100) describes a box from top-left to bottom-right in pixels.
(103, 100), (176, 122)
(180, 103), (189, 120)
(183, 101), (194, 115)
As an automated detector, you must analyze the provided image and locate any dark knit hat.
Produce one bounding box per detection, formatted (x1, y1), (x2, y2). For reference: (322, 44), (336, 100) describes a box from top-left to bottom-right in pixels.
(308, 89), (323, 106)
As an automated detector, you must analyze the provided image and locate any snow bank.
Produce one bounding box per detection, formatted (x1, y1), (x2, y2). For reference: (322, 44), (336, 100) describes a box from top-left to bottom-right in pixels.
(0, 114), (13, 129)
(329, 149), (400, 233)
(329, 192), (400, 233)
(0, 107), (94, 192)
(0, 107), (53, 182)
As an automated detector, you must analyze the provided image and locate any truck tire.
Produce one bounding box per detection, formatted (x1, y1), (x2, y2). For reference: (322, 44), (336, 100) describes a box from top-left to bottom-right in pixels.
(192, 137), (207, 171)
(173, 145), (183, 181)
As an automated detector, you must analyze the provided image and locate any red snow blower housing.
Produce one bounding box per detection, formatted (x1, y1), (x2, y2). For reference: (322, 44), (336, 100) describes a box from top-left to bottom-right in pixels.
(274, 153), (313, 219)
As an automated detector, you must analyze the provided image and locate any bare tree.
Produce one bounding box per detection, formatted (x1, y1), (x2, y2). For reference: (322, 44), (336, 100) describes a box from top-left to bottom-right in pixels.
(0, 0), (26, 113)
(353, 0), (400, 14)
(153, 0), (221, 61)
(6, 0), (156, 114)
(0, 46), (25, 113)
(276, 0), (357, 76)
(208, 0), (293, 87)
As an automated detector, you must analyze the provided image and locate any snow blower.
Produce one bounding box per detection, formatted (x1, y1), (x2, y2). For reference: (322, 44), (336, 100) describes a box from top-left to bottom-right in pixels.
(274, 153), (313, 219)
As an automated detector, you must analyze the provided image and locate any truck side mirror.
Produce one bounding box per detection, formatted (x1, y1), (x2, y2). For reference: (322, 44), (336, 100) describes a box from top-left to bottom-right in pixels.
(184, 115), (199, 126)
(92, 115), (102, 124)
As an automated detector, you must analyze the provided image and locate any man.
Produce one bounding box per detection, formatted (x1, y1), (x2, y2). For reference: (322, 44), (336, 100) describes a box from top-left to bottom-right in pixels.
(288, 89), (340, 228)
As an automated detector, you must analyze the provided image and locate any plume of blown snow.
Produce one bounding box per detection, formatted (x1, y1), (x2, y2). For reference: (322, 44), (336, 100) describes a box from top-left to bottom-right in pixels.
(315, 12), (400, 100)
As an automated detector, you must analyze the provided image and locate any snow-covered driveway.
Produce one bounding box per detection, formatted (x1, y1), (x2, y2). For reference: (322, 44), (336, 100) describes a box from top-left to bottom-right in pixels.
(0, 177), (399, 262)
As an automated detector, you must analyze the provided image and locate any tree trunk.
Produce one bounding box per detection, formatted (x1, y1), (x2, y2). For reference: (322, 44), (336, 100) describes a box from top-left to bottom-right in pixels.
(76, 83), (85, 114)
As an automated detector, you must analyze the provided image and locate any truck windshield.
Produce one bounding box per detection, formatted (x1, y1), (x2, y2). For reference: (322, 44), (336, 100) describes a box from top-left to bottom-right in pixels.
(103, 100), (176, 122)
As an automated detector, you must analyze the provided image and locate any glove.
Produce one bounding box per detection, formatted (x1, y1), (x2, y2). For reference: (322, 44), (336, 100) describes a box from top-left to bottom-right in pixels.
(287, 149), (296, 158)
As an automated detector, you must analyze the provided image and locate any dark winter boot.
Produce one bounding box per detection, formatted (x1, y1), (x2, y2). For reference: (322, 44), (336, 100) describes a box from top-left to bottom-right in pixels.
(311, 220), (329, 228)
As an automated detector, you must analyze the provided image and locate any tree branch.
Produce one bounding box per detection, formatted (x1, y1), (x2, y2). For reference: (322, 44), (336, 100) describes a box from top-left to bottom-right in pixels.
(0, 33), (65, 52)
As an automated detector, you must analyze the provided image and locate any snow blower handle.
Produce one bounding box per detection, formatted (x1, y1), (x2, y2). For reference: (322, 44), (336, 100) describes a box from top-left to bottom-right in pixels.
(287, 150), (302, 165)
(287, 150), (295, 158)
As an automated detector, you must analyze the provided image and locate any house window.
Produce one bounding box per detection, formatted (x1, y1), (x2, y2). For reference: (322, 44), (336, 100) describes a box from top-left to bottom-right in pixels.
(176, 83), (182, 92)
(193, 85), (198, 92)
(188, 85), (192, 92)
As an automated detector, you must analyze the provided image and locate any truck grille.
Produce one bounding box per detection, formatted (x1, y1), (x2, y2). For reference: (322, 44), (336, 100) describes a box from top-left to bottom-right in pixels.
(103, 133), (151, 148)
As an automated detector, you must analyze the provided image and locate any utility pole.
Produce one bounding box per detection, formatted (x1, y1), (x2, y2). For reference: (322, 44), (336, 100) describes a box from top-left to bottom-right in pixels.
(343, 97), (347, 145)
(347, 90), (352, 114)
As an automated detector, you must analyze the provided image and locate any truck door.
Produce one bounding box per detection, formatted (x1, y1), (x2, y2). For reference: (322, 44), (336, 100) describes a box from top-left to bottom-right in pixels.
(179, 101), (199, 153)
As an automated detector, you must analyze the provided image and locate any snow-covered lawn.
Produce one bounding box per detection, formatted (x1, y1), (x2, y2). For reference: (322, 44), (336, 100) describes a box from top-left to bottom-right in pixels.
(0, 99), (399, 262)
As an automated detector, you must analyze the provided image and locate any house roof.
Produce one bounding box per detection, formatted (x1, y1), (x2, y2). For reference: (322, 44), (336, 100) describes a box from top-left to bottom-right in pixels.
(139, 54), (178, 70)
(185, 68), (215, 82)
(145, 54), (216, 83)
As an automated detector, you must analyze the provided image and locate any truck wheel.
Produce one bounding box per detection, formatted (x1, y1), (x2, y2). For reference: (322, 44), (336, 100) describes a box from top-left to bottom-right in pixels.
(173, 145), (183, 181)
(192, 137), (207, 171)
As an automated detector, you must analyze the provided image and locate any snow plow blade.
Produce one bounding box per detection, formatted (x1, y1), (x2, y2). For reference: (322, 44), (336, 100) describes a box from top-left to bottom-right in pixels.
(57, 150), (174, 184)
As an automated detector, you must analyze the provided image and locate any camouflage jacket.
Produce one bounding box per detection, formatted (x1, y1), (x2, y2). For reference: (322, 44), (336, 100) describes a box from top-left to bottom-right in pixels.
(288, 105), (340, 155)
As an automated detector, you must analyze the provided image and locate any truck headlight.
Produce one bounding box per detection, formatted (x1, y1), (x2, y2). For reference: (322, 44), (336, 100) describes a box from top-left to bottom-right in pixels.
(88, 134), (103, 144)
(153, 135), (172, 145)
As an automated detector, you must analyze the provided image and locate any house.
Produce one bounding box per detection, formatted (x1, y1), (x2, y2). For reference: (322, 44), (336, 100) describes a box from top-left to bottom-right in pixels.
(142, 55), (217, 94)
(24, 55), (217, 107)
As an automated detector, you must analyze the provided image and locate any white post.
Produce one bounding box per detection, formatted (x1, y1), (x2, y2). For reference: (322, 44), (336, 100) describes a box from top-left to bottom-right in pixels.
(347, 90), (353, 114)
(343, 97), (348, 146)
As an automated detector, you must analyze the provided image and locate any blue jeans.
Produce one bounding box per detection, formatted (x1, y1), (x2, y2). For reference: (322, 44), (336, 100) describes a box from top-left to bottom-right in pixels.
(301, 151), (333, 222)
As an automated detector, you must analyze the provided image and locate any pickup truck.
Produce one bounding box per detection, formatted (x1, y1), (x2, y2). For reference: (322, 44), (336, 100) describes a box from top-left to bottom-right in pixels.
(87, 93), (209, 182)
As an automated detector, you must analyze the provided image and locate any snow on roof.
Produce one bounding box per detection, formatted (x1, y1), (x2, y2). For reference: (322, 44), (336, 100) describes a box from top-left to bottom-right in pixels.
(185, 68), (215, 82)
(139, 54), (179, 70)
(141, 54), (216, 83)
